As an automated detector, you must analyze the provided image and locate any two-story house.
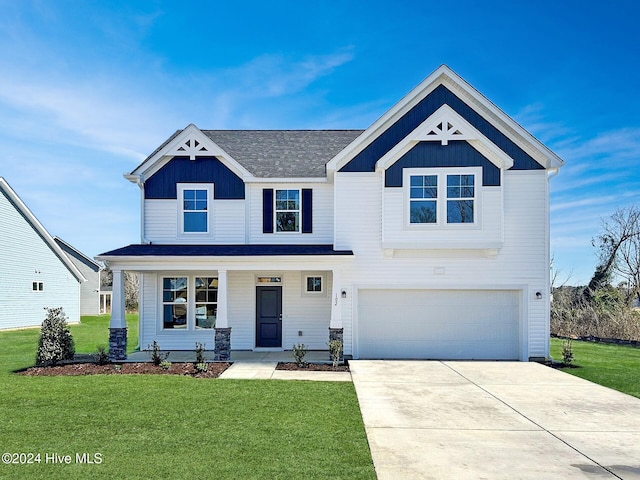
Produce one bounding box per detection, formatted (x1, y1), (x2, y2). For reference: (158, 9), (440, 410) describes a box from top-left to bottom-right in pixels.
(98, 65), (563, 362)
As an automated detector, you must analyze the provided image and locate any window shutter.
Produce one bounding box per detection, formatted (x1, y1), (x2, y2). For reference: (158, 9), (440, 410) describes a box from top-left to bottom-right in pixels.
(263, 189), (274, 233)
(302, 188), (313, 234)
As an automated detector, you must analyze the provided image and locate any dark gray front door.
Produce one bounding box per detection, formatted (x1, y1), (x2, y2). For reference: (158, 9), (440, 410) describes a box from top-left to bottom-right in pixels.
(256, 286), (282, 348)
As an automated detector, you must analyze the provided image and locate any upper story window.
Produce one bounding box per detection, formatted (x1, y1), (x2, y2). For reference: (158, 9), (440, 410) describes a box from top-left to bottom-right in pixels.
(178, 184), (213, 236)
(446, 174), (475, 223)
(275, 189), (300, 232)
(406, 168), (479, 227)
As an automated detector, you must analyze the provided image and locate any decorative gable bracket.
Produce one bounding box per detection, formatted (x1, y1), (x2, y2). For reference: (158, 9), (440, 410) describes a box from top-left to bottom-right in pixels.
(376, 104), (514, 172)
(168, 135), (214, 160)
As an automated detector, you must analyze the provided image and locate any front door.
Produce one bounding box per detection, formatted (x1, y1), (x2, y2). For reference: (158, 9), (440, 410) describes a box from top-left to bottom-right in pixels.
(256, 286), (282, 348)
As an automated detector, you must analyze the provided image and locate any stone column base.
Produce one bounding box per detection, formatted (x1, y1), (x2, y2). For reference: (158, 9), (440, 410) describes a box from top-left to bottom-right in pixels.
(109, 327), (127, 361)
(214, 327), (232, 361)
(328, 327), (344, 362)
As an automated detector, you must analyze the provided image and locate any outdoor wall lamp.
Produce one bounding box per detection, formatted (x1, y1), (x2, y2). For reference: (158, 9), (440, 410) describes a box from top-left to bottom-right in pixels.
(536, 292), (543, 299)
(341, 290), (347, 298)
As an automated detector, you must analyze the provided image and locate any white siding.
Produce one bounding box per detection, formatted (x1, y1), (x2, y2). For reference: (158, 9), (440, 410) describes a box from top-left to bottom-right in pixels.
(139, 270), (332, 351)
(334, 170), (550, 360)
(0, 191), (81, 329)
(248, 183), (334, 244)
(144, 198), (245, 244)
(382, 186), (503, 249)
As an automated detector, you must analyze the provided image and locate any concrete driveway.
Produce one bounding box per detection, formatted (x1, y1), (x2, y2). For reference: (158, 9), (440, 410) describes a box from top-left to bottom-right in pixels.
(350, 361), (640, 479)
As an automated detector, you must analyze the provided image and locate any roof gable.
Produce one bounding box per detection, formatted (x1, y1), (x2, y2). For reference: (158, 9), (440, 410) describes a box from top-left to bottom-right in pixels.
(327, 65), (564, 174)
(54, 237), (102, 272)
(0, 178), (86, 283)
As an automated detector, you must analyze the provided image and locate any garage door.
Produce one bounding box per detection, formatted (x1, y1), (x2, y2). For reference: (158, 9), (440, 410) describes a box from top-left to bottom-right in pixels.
(357, 289), (520, 360)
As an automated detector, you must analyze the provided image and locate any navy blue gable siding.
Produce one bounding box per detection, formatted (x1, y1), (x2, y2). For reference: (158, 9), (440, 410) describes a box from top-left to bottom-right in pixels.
(385, 141), (500, 187)
(340, 85), (544, 173)
(144, 156), (245, 199)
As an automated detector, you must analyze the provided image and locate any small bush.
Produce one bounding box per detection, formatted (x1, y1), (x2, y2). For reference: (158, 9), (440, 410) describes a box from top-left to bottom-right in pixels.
(94, 345), (110, 365)
(292, 343), (308, 367)
(195, 342), (206, 364)
(148, 341), (169, 366)
(159, 360), (172, 370)
(328, 339), (343, 368)
(194, 362), (208, 373)
(562, 339), (574, 365)
(36, 307), (75, 366)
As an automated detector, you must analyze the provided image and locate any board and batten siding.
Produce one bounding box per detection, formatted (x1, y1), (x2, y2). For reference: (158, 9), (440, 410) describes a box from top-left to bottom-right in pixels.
(0, 190), (81, 329)
(334, 170), (550, 359)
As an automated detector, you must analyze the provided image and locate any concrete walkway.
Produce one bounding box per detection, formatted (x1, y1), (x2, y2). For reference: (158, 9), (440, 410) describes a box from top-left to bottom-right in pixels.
(350, 360), (640, 480)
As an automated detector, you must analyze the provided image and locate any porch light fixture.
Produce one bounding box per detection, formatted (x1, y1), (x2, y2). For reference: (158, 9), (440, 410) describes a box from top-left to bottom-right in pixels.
(535, 292), (543, 299)
(341, 290), (347, 298)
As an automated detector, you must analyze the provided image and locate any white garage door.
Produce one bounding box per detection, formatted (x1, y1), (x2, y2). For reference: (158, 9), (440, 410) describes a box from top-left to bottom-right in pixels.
(357, 289), (520, 360)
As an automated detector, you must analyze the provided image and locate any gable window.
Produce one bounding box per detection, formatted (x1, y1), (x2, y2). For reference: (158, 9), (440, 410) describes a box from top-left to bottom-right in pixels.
(410, 175), (438, 224)
(275, 189), (300, 232)
(163, 277), (188, 329)
(405, 168), (479, 227)
(446, 174), (475, 223)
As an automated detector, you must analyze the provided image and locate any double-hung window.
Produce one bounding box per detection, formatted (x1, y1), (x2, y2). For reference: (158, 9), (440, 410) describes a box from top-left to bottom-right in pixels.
(407, 169), (478, 226)
(178, 184), (213, 235)
(275, 189), (300, 232)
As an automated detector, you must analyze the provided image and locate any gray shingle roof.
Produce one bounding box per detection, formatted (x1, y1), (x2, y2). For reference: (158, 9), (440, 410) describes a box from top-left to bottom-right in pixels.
(202, 130), (363, 177)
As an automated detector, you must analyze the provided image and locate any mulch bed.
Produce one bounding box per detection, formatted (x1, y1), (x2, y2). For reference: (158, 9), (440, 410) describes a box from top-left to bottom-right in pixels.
(18, 362), (232, 378)
(276, 362), (350, 372)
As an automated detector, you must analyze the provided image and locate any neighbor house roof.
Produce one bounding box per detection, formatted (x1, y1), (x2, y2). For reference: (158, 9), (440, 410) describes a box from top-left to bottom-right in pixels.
(0, 177), (86, 283)
(54, 237), (102, 272)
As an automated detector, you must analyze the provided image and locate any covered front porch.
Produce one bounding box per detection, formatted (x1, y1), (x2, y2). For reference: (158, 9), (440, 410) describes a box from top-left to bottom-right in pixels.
(96, 244), (353, 362)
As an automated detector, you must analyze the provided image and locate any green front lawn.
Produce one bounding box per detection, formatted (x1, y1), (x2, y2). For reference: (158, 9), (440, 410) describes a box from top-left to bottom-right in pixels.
(0, 316), (375, 479)
(550, 337), (640, 399)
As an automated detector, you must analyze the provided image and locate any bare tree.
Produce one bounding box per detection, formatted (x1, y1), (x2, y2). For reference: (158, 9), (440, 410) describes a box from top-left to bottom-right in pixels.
(584, 206), (640, 301)
(100, 266), (139, 312)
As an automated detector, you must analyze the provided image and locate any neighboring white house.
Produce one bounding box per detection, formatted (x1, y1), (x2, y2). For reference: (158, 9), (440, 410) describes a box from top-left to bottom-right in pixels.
(54, 237), (102, 315)
(0, 177), (85, 329)
(98, 65), (564, 361)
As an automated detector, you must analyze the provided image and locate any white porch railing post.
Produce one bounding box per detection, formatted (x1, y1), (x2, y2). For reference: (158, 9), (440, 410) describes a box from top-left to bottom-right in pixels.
(330, 268), (342, 328)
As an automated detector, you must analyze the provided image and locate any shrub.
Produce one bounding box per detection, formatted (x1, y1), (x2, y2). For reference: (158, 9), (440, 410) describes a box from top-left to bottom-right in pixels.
(36, 307), (75, 366)
(328, 339), (343, 368)
(562, 339), (574, 365)
(94, 345), (110, 365)
(195, 342), (206, 364)
(159, 360), (172, 370)
(148, 341), (169, 366)
(292, 343), (308, 367)
(194, 362), (208, 373)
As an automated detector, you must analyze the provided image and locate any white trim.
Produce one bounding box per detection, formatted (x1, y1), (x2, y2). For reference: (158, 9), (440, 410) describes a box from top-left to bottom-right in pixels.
(245, 177), (327, 184)
(326, 65), (564, 174)
(0, 177), (86, 283)
(375, 105), (514, 172)
(129, 124), (255, 183)
(403, 167), (482, 229)
(95, 257), (353, 271)
(176, 183), (214, 238)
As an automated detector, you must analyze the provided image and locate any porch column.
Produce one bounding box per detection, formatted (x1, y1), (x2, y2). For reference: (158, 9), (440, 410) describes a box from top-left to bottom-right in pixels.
(329, 269), (344, 362)
(108, 268), (127, 361)
(214, 268), (231, 361)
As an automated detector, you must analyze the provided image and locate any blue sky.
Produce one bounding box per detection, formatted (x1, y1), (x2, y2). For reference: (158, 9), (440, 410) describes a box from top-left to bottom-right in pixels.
(0, 0), (638, 285)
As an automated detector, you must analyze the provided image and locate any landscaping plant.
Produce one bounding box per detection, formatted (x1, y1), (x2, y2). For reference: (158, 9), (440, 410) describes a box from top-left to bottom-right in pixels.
(292, 343), (308, 367)
(148, 340), (169, 365)
(328, 339), (343, 368)
(35, 307), (75, 366)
